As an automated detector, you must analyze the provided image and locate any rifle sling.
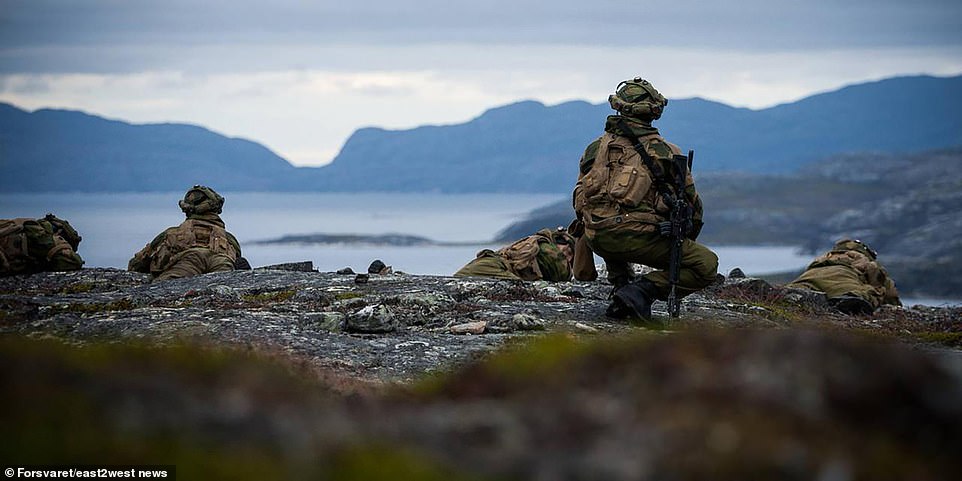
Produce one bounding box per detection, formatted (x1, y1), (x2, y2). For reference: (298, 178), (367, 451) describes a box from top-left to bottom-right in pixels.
(615, 118), (675, 201)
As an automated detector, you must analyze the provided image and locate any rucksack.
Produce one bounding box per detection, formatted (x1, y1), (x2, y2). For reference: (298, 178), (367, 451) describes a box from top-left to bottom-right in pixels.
(0, 218), (77, 275)
(498, 233), (549, 281)
(575, 132), (681, 231)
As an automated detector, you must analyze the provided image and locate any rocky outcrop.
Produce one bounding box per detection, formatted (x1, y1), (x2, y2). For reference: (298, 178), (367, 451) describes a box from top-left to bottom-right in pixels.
(1, 267), (960, 480)
(2, 267), (960, 381)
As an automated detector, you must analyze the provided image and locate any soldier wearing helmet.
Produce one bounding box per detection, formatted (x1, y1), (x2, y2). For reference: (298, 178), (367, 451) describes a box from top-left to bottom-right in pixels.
(128, 185), (244, 281)
(787, 239), (901, 314)
(572, 77), (719, 321)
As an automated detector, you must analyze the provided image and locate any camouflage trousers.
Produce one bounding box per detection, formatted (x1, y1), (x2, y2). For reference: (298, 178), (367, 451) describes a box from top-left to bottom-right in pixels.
(587, 229), (718, 300)
(786, 265), (884, 308)
(154, 247), (235, 281)
(453, 250), (522, 280)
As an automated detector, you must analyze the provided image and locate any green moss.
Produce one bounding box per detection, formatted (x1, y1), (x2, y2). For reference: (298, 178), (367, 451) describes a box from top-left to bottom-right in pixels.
(412, 333), (660, 397)
(49, 299), (136, 315)
(334, 291), (365, 301)
(61, 282), (95, 294)
(241, 290), (296, 303)
(328, 444), (494, 481)
(0, 338), (328, 479)
(493, 334), (586, 377)
(913, 331), (962, 347)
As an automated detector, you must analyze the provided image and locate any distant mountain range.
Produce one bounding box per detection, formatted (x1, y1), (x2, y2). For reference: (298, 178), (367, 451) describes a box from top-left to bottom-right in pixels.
(2, 75), (961, 192)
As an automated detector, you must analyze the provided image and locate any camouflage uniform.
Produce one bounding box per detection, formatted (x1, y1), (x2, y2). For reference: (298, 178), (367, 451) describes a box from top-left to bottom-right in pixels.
(0, 214), (84, 276)
(128, 186), (242, 281)
(454, 228), (574, 282)
(787, 239), (901, 314)
(573, 78), (718, 319)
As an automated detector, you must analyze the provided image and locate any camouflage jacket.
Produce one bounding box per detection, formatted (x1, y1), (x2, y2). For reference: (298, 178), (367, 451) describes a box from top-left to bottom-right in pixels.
(573, 115), (704, 238)
(128, 214), (241, 275)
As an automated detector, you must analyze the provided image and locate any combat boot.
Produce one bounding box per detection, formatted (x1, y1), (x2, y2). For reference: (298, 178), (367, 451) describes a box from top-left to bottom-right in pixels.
(607, 279), (658, 321)
(828, 295), (874, 315)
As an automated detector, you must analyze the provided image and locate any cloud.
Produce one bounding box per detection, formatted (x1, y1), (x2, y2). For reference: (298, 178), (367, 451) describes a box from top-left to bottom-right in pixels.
(4, 44), (959, 168)
(1, 1), (960, 167)
(2, 0), (961, 74)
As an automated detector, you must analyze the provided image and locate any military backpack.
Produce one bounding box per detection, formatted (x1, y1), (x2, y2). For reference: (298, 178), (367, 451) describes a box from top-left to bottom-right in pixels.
(574, 132), (683, 232)
(0, 218), (77, 275)
(498, 233), (549, 281)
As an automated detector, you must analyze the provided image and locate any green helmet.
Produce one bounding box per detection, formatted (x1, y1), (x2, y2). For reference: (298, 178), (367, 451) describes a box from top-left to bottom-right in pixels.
(608, 77), (668, 121)
(834, 239), (878, 260)
(179, 185), (225, 216)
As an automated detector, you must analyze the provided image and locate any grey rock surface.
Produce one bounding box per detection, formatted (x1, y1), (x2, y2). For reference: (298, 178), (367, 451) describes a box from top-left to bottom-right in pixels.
(2, 268), (959, 383)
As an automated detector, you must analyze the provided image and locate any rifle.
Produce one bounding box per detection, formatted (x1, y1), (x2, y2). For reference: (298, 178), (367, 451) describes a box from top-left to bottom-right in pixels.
(666, 150), (694, 319)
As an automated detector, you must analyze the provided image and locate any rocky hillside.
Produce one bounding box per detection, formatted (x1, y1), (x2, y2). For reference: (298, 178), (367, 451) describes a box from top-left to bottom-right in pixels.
(2, 268), (961, 479)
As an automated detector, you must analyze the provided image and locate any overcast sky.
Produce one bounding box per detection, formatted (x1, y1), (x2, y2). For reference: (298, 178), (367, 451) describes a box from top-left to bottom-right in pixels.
(2, 0), (960, 166)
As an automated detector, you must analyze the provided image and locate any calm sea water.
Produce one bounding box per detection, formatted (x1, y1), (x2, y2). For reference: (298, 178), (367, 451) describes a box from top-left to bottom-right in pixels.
(7, 192), (949, 304)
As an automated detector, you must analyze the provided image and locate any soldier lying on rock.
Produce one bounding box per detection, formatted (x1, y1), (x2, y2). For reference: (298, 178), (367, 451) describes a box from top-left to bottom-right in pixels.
(128, 185), (246, 281)
(454, 227), (576, 282)
(786, 239), (901, 314)
(0, 213), (84, 276)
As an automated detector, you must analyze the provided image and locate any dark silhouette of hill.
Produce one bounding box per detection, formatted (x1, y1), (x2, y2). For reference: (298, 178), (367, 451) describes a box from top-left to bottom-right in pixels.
(0, 103), (297, 192)
(2, 75), (960, 192)
(317, 75), (962, 191)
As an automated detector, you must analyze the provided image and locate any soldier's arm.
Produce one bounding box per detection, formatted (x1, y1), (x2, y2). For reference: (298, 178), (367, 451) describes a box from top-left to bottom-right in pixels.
(227, 232), (242, 257)
(47, 245), (84, 271)
(128, 231), (167, 273)
(127, 244), (152, 273)
(879, 267), (902, 306)
(573, 139), (601, 215)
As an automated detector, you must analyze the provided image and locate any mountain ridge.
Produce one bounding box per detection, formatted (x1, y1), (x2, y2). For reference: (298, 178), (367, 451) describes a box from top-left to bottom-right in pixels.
(2, 74), (960, 192)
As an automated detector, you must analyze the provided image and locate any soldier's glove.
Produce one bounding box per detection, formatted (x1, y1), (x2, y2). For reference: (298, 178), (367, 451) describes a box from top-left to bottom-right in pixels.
(659, 220), (696, 238)
(658, 221), (673, 237)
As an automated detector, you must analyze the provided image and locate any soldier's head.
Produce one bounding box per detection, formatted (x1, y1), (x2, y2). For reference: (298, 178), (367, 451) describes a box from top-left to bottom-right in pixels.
(834, 239), (878, 260)
(179, 185), (225, 216)
(608, 77), (668, 122)
(43, 213), (82, 251)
